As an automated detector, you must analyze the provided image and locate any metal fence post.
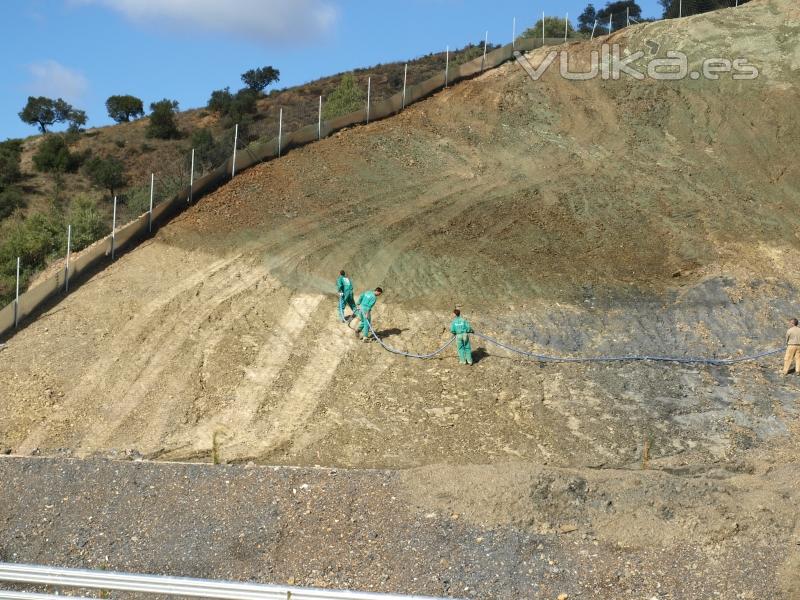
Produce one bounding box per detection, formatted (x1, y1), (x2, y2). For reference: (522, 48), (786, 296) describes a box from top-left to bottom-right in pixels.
(591, 19), (598, 41)
(679, 0), (682, 18)
(189, 148), (195, 204)
(445, 45), (449, 87)
(111, 195), (117, 261)
(609, 13), (613, 33)
(402, 63), (408, 108)
(366, 77), (371, 124)
(542, 11), (545, 45)
(14, 257), (20, 328)
(481, 31), (488, 71)
(564, 13), (569, 42)
(278, 108), (283, 157)
(626, 7), (630, 27)
(512, 17), (516, 48)
(148, 173), (154, 233)
(318, 96), (322, 140)
(232, 123), (238, 177)
(64, 224), (71, 292)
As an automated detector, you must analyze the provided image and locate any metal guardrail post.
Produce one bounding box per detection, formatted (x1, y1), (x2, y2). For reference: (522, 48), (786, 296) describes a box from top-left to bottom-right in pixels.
(366, 77), (371, 124)
(278, 108), (283, 157)
(148, 172), (155, 233)
(232, 123), (239, 177)
(111, 195), (117, 261)
(13, 257), (20, 328)
(189, 148), (195, 204)
(64, 224), (71, 292)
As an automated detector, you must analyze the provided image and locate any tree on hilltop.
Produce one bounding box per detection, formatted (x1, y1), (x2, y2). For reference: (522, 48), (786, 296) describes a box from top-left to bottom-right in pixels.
(19, 96), (85, 134)
(241, 66), (280, 93)
(106, 95), (145, 123)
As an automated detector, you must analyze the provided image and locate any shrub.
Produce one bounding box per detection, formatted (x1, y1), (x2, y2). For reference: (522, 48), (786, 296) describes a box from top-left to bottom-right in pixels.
(0, 139), (23, 189)
(322, 73), (366, 121)
(208, 88), (234, 114)
(146, 99), (180, 139)
(69, 196), (108, 250)
(207, 88), (258, 123)
(190, 128), (230, 171)
(106, 95), (145, 123)
(84, 156), (128, 199)
(0, 187), (25, 219)
(32, 135), (84, 174)
(522, 16), (576, 39)
(0, 211), (66, 304)
(121, 186), (151, 219)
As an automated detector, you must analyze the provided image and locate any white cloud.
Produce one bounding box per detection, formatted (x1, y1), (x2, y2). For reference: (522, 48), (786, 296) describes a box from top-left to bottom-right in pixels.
(26, 60), (89, 102)
(73, 0), (338, 44)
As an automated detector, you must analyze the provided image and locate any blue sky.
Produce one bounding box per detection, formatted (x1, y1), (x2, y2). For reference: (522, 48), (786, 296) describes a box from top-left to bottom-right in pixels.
(0, 0), (663, 140)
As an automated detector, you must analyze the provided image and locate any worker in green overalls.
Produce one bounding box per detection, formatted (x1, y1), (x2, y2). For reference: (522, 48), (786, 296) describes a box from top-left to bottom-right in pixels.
(352, 287), (383, 341)
(450, 308), (474, 365)
(336, 270), (356, 322)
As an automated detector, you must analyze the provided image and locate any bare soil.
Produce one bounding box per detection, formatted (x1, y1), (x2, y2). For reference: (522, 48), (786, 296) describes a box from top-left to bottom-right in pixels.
(1, 1), (799, 597)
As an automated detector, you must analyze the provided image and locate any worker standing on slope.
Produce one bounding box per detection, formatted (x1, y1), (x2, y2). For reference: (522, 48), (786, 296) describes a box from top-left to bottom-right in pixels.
(783, 318), (800, 375)
(450, 308), (474, 365)
(352, 287), (383, 341)
(336, 270), (356, 322)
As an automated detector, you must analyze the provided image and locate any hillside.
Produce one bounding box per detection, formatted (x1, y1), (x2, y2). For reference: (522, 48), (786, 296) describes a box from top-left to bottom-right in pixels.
(1, 0), (799, 597)
(0, 41), (494, 301)
(13, 39), (492, 205)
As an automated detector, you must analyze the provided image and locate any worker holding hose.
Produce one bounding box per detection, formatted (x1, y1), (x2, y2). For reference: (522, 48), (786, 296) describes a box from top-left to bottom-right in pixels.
(336, 270), (356, 322)
(450, 308), (474, 365)
(352, 287), (383, 341)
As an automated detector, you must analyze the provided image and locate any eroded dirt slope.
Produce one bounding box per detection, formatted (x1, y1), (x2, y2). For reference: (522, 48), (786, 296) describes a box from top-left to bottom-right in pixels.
(1, 3), (800, 595)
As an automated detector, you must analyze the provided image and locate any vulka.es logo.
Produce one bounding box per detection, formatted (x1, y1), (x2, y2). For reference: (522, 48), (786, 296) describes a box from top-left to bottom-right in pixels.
(514, 43), (759, 82)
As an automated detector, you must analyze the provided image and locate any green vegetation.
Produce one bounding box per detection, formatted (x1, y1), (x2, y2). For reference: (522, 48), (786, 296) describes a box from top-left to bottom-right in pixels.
(241, 66), (280, 93)
(522, 16), (577, 39)
(207, 87), (259, 124)
(84, 156), (128, 199)
(0, 140), (22, 189)
(146, 99), (181, 139)
(19, 97), (86, 134)
(32, 135), (85, 174)
(322, 73), (365, 121)
(578, 4), (598, 32)
(191, 128), (231, 171)
(660, 0), (749, 17)
(0, 140), (25, 219)
(450, 41), (500, 67)
(106, 95), (145, 123)
(597, 1), (642, 30)
(69, 196), (109, 250)
(0, 212), (66, 303)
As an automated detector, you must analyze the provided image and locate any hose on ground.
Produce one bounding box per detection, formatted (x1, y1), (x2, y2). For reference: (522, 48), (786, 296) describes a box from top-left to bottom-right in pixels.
(473, 332), (783, 366)
(366, 319), (456, 359)
(357, 315), (782, 365)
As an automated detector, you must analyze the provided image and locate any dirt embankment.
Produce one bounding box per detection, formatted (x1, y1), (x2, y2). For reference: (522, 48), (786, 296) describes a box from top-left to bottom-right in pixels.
(0, 2), (799, 597)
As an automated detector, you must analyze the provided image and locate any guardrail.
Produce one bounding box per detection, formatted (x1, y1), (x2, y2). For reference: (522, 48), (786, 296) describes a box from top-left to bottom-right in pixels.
(0, 563), (457, 600)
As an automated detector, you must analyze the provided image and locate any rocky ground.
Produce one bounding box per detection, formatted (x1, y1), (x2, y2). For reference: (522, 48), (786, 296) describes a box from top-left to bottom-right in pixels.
(1, 1), (799, 598)
(1, 457), (798, 599)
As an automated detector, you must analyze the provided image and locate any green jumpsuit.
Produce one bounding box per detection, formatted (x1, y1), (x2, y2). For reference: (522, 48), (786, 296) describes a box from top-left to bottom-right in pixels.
(336, 275), (356, 321)
(356, 290), (378, 337)
(450, 315), (474, 365)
